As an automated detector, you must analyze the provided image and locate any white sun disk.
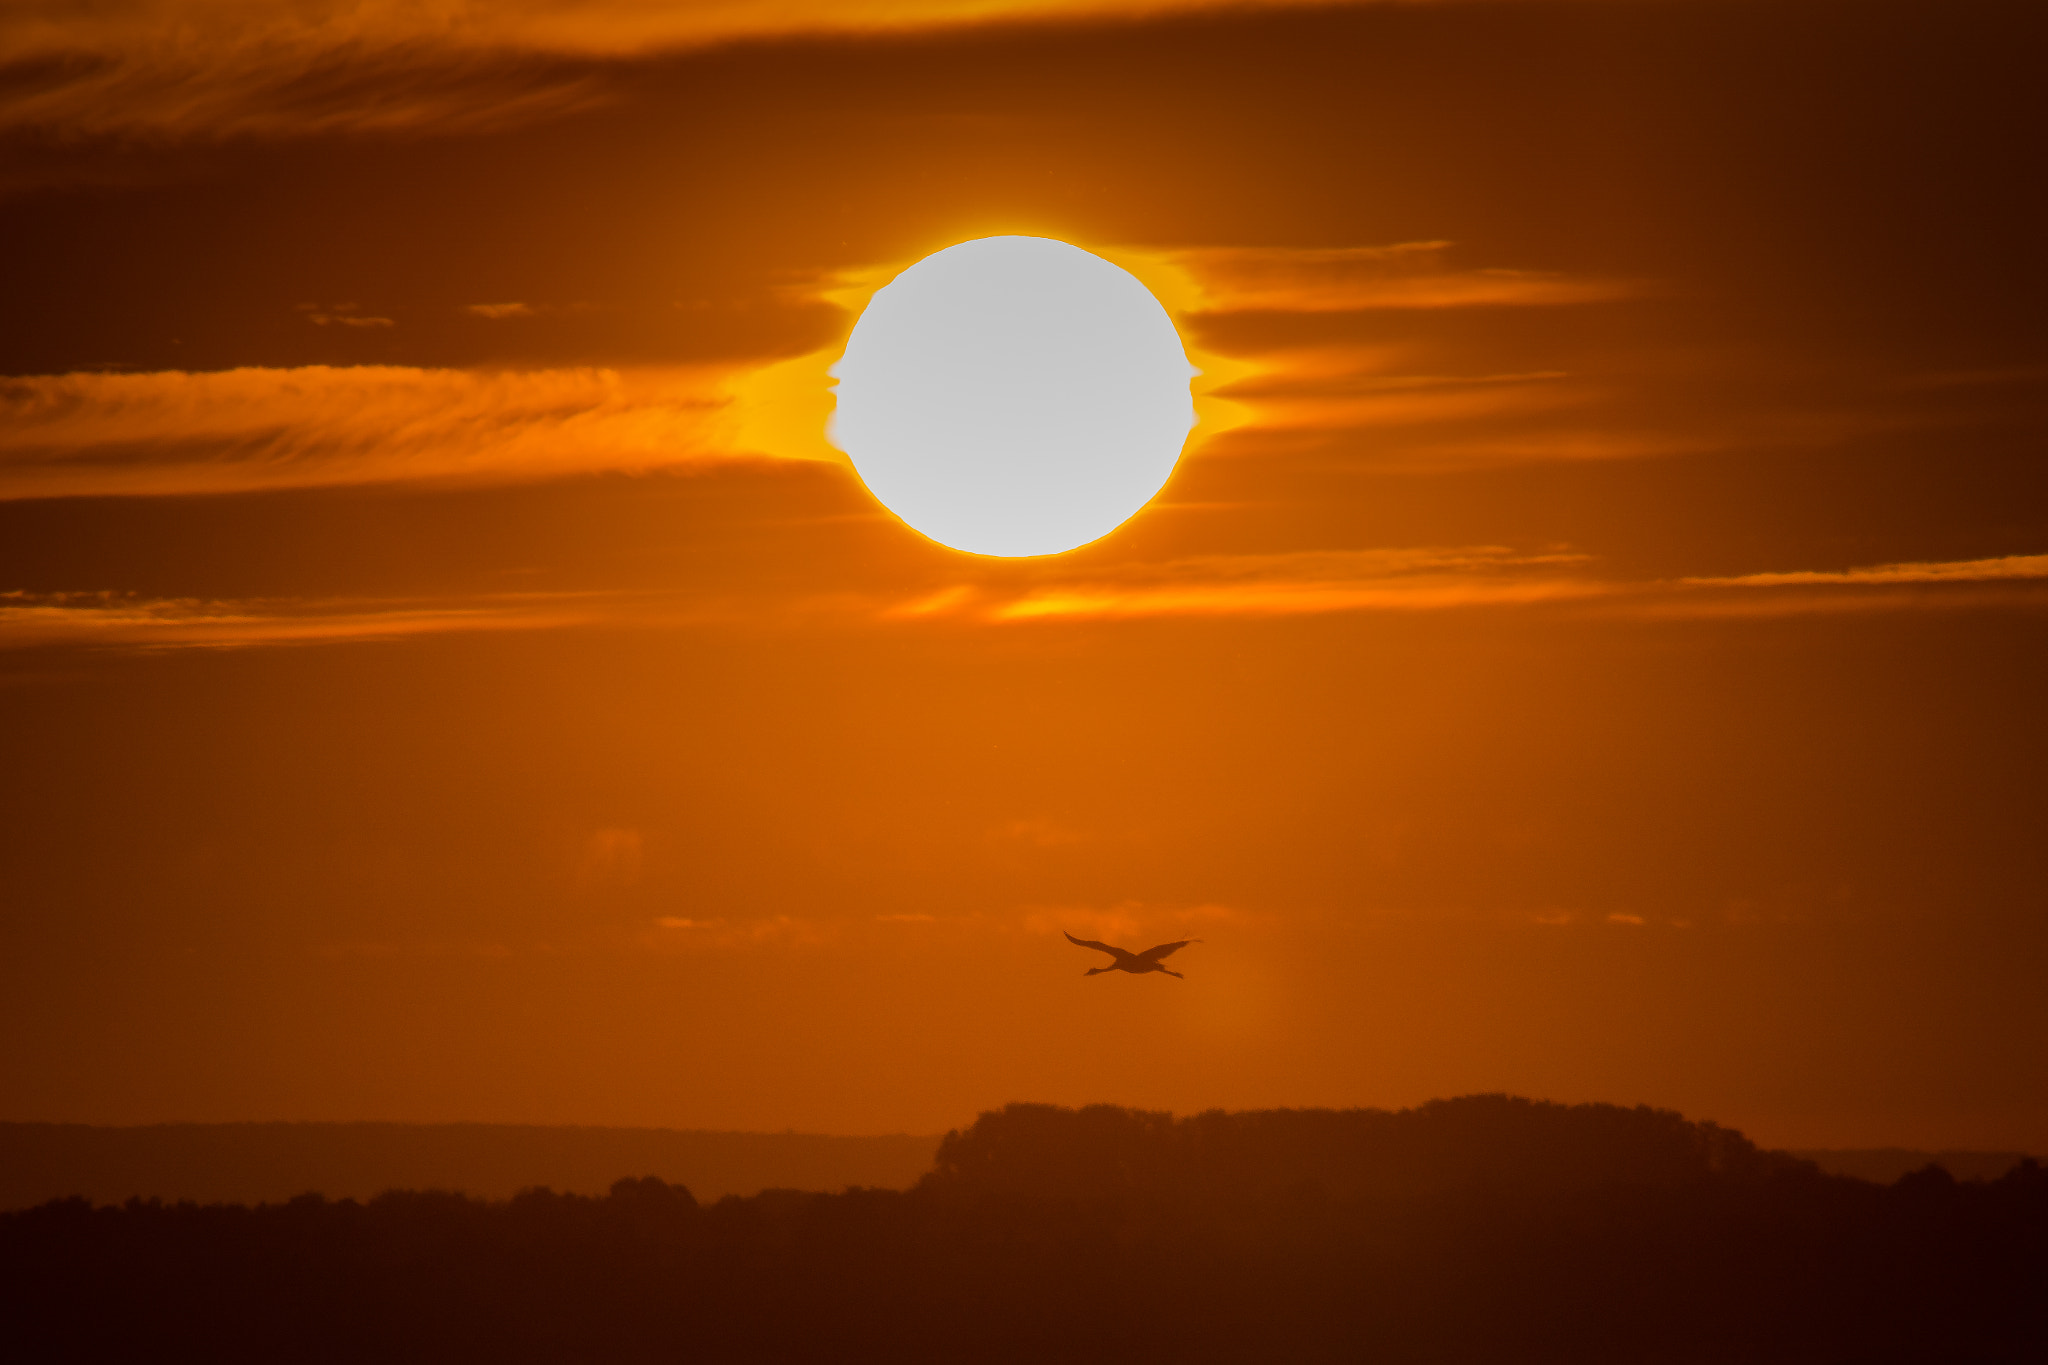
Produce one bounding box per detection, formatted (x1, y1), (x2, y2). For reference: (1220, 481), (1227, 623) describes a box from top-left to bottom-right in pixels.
(829, 236), (1196, 557)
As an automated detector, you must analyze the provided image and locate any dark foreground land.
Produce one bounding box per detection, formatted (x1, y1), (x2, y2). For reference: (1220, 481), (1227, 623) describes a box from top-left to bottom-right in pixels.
(5, 1096), (2044, 1363)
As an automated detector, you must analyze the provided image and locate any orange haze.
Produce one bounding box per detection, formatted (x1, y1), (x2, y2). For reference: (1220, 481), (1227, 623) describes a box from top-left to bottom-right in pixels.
(1, 0), (2045, 1153)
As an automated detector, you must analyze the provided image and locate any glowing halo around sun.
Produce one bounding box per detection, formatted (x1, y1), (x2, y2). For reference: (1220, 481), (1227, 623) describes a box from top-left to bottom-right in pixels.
(828, 235), (1197, 557)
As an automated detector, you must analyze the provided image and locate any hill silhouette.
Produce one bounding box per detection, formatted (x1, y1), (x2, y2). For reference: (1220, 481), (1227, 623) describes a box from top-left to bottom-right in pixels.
(4, 1096), (2043, 1363)
(921, 1094), (1801, 1199)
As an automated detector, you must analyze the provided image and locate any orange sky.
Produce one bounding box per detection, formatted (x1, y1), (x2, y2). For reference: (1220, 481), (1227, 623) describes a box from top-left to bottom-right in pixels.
(2, 0), (2045, 1151)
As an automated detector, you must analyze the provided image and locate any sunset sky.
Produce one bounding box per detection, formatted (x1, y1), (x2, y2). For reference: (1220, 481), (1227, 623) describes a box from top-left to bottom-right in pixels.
(2, 0), (2043, 1151)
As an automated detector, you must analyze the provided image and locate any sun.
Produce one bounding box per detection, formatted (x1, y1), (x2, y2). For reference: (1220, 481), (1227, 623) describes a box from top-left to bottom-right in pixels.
(828, 235), (1197, 558)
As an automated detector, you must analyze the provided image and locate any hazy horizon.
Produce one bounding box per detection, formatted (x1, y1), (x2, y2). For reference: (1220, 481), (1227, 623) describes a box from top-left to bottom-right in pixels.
(5, 1105), (2040, 1157)
(3, 1100), (2038, 1214)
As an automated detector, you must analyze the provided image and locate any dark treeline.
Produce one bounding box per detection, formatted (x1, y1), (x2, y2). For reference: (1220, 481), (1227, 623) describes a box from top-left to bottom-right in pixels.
(4, 1096), (2044, 1362)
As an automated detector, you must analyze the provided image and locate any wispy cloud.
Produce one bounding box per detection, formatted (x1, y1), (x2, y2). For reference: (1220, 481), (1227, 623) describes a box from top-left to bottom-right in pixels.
(1172, 242), (1638, 314)
(1190, 360), (1715, 472)
(1157, 242), (1646, 468)
(1684, 554), (2048, 589)
(985, 574), (1602, 623)
(1208, 358), (1591, 437)
(645, 913), (833, 950)
(0, 363), (827, 501)
(0, 0), (1350, 140)
(0, 28), (607, 143)
(1019, 901), (1249, 944)
(0, 547), (1601, 654)
(1625, 553), (2048, 619)
(0, 589), (602, 651)
(0, 578), (899, 652)
(887, 547), (1606, 623)
(296, 303), (394, 328)
(896, 547), (2048, 629)
(13, 549), (2042, 656)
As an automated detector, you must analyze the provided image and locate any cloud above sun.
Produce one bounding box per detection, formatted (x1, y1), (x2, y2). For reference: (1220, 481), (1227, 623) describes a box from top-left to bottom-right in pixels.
(0, 0), (1352, 139)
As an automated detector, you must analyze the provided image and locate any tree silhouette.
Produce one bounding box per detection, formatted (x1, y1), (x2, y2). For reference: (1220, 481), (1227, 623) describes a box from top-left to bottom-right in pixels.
(3, 1097), (2042, 1363)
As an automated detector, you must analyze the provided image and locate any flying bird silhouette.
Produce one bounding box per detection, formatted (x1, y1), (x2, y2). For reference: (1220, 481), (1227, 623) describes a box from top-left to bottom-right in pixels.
(1064, 931), (1201, 978)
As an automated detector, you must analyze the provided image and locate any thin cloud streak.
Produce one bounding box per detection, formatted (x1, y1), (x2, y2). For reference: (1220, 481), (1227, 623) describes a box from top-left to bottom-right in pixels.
(11, 551), (2044, 653)
(0, 364), (822, 501)
(2, 549), (1600, 652)
(1172, 242), (1639, 314)
(1685, 554), (2048, 588)
(989, 575), (1604, 621)
(0, 583), (849, 652)
(1211, 363), (1593, 435)
(0, 590), (602, 651)
(906, 548), (2048, 626)
(644, 913), (834, 952)
(0, 38), (610, 144)
(1623, 553), (2048, 619)
(0, 0), (1355, 139)
(1634, 586), (2048, 621)
(888, 547), (1608, 623)
(1161, 242), (1644, 467)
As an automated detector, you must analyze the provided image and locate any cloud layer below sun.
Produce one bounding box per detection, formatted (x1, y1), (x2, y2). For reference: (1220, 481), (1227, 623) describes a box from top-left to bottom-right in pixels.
(7, 547), (2044, 653)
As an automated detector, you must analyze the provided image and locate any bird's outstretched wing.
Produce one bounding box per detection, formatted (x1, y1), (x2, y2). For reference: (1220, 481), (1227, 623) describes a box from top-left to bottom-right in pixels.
(1137, 939), (1200, 963)
(1064, 931), (1127, 957)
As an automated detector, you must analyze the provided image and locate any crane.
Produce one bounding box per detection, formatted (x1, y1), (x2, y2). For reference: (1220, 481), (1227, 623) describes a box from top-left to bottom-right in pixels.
(1064, 931), (1200, 978)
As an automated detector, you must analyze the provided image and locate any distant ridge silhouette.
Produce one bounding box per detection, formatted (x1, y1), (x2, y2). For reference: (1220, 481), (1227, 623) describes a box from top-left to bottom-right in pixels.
(0, 1123), (939, 1211)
